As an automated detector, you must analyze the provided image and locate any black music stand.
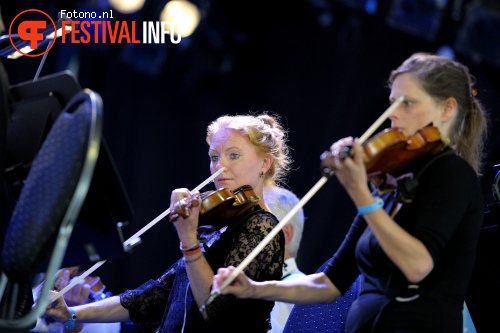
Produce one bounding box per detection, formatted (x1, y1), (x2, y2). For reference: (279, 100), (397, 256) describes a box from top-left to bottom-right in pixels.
(5, 71), (135, 271)
(6, 70), (81, 187)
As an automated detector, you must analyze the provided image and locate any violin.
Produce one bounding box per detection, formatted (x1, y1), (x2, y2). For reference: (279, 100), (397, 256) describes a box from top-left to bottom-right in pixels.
(34, 266), (109, 303)
(169, 185), (261, 227)
(82, 275), (108, 301)
(63, 269), (109, 302)
(320, 124), (450, 189)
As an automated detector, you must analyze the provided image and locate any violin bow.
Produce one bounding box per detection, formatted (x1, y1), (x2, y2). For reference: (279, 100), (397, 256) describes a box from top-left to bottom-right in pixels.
(123, 167), (225, 248)
(49, 167), (226, 304)
(201, 96), (405, 311)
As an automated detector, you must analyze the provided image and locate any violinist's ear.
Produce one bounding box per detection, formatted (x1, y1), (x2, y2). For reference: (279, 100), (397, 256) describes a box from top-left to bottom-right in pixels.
(441, 97), (458, 123)
(261, 154), (273, 174)
(282, 224), (294, 245)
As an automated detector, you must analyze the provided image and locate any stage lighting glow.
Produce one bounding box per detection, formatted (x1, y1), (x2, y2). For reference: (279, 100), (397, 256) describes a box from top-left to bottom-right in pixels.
(160, 0), (200, 38)
(109, 0), (146, 14)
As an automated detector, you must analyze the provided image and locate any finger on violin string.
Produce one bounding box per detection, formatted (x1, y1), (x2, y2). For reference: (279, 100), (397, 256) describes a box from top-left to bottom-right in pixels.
(330, 136), (353, 149)
(337, 146), (354, 163)
(350, 139), (365, 163)
(330, 142), (355, 161)
(188, 195), (201, 209)
(54, 279), (62, 291)
(54, 270), (69, 291)
(320, 151), (336, 177)
(320, 139), (358, 177)
(169, 212), (180, 223)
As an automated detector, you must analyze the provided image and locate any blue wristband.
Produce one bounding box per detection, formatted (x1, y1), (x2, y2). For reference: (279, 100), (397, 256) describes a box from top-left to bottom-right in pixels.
(64, 308), (76, 330)
(357, 197), (384, 215)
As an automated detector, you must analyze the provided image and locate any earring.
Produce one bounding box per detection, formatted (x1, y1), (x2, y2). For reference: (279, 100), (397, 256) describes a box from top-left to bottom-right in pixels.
(259, 171), (264, 178)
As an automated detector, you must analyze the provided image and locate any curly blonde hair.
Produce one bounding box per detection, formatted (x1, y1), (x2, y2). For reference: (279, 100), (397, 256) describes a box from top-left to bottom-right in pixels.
(206, 112), (292, 187)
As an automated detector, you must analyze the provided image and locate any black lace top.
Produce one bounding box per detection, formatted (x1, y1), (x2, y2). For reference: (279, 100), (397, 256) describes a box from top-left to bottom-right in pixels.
(120, 206), (285, 333)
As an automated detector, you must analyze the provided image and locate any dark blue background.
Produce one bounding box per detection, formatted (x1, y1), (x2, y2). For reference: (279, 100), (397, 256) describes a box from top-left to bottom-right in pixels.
(1, 2), (499, 325)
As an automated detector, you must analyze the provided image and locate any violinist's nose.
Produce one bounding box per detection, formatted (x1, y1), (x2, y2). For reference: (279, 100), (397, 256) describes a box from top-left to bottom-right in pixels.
(388, 106), (400, 125)
(214, 157), (226, 172)
(388, 114), (397, 126)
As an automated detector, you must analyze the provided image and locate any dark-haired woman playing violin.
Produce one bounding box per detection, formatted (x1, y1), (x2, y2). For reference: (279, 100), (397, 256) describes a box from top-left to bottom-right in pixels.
(45, 113), (291, 332)
(213, 53), (489, 333)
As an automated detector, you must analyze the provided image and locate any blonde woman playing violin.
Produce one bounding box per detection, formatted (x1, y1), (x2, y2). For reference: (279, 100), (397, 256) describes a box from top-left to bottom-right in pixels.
(213, 53), (488, 333)
(45, 113), (291, 333)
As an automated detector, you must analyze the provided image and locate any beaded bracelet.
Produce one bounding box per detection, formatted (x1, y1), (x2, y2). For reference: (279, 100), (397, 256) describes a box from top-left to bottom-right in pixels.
(357, 197), (384, 215)
(183, 246), (202, 256)
(180, 240), (200, 252)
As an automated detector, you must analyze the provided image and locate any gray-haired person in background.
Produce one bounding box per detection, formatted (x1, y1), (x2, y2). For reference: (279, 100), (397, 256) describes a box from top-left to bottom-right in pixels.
(265, 186), (306, 333)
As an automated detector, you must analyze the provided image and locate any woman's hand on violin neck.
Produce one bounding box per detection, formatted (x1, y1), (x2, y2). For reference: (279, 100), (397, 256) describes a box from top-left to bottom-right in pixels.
(64, 276), (92, 307)
(333, 139), (369, 191)
(170, 188), (201, 244)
